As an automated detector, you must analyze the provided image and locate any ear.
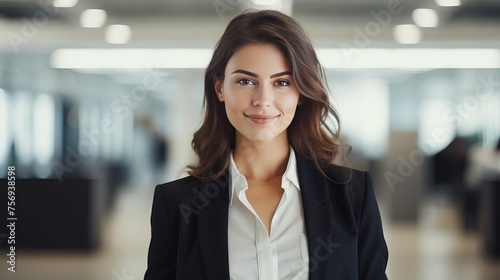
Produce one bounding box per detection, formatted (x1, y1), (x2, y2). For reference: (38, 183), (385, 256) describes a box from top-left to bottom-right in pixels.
(214, 77), (224, 102)
(298, 95), (303, 105)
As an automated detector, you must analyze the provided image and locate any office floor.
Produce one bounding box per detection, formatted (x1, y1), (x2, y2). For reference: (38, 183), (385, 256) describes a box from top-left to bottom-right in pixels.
(3, 188), (500, 280)
(384, 200), (500, 280)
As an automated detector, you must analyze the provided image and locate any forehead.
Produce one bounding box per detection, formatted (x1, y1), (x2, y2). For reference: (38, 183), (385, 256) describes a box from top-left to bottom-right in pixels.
(225, 43), (290, 73)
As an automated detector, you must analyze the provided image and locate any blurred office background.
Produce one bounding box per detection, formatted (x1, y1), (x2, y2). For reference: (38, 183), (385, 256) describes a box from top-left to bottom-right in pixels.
(0, 0), (500, 279)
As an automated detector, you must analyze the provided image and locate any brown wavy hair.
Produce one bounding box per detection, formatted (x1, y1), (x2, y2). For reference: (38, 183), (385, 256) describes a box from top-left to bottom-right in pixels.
(187, 9), (349, 181)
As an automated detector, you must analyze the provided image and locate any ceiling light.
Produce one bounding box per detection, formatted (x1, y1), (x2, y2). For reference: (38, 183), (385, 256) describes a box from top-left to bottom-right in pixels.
(50, 48), (500, 69)
(435, 0), (461, 7)
(316, 48), (500, 68)
(80, 9), (106, 28)
(105, 25), (132, 44)
(393, 24), (421, 44)
(52, 0), (78, 8)
(51, 49), (213, 69)
(412, 9), (438, 27)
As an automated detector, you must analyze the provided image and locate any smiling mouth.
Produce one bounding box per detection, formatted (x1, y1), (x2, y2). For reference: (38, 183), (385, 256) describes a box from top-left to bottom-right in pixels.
(243, 113), (280, 124)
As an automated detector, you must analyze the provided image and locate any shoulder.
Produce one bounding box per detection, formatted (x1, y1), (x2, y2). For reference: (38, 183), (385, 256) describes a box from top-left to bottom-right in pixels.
(321, 163), (374, 204)
(323, 164), (367, 183)
(294, 152), (368, 189)
(157, 175), (200, 190)
(154, 175), (202, 204)
(294, 153), (372, 200)
(322, 163), (370, 189)
(321, 164), (381, 229)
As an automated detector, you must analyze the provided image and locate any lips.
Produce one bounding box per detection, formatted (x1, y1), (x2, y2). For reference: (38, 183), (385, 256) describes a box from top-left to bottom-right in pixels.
(244, 113), (279, 124)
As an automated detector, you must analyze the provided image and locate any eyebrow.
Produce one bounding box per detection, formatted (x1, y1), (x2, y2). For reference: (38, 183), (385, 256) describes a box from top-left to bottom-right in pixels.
(231, 69), (292, 79)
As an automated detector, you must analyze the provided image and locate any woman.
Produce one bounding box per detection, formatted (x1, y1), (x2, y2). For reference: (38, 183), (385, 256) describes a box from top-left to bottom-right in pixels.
(145, 10), (388, 280)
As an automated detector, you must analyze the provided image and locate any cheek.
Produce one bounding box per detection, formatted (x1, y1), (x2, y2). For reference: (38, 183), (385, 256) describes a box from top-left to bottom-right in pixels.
(281, 95), (300, 113)
(224, 95), (244, 114)
(223, 86), (251, 112)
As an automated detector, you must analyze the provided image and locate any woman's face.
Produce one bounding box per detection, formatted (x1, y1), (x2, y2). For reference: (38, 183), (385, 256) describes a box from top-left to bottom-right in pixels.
(215, 43), (300, 145)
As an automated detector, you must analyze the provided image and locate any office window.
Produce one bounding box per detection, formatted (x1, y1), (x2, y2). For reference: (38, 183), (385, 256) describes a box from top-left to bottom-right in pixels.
(418, 99), (455, 156)
(335, 78), (390, 159)
(33, 93), (56, 165)
(13, 91), (33, 165)
(0, 89), (10, 166)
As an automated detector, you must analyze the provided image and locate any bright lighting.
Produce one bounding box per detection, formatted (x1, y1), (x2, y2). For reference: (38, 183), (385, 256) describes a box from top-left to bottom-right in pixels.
(80, 9), (107, 28)
(393, 24), (421, 44)
(105, 24), (132, 44)
(337, 79), (389, 159)
(316, 48), (500, 68)
(412, 9), (439, 27)
(418, 99), (454, 155)
(51, 48), (213, 69)
(52, 0), (78, 8)
(33, 94), (55, 164)
(436, 0), (461, 7)
(13, 92), (33, 165)
(50, 48), (500, 69)
(0, 89), (9, 165)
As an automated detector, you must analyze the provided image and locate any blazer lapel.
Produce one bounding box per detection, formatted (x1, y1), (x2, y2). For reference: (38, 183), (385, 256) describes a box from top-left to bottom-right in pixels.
(296, 154), (333, 280)
(197, 171), (231, 280)
(196, 156), (333, 280)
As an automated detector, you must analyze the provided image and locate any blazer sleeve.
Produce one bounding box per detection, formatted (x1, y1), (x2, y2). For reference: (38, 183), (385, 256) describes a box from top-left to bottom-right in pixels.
(358, 172), (389, 280)
(144, 185), (177, 280)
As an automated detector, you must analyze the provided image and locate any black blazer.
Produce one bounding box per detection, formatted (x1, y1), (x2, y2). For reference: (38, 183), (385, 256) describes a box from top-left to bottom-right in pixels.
(144, 154), (389, 280)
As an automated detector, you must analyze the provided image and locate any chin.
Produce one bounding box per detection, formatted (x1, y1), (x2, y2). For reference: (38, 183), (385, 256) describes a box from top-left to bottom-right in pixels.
(246, 129), (285, 143)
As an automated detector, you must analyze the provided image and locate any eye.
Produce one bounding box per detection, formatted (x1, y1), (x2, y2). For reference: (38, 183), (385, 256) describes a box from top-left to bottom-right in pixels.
(274, 80), (290, 87)
(237, 78), (255, 86)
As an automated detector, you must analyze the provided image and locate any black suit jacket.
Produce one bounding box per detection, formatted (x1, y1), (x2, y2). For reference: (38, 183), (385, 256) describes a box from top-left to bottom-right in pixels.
(144, 154), (389, 280)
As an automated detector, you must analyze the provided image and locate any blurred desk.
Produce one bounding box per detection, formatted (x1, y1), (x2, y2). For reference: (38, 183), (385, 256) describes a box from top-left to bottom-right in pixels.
(0, 179), (104, 250)
(481, 178), (500, 258)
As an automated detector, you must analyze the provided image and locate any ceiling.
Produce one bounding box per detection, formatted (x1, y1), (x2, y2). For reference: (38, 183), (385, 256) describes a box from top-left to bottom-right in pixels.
(0, 0), (500, 51)
(1, 0), (500, 19)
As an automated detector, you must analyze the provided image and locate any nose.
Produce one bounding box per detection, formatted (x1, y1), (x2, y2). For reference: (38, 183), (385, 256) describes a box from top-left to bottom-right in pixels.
(252, 84), (272, 108)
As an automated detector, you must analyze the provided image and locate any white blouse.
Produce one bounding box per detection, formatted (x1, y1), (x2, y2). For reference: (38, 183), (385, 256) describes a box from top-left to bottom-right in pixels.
(228, 147), (309, 280)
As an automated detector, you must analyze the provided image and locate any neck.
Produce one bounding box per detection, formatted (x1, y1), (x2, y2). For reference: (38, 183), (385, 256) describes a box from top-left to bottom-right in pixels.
(233, 135), (290, 182)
